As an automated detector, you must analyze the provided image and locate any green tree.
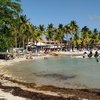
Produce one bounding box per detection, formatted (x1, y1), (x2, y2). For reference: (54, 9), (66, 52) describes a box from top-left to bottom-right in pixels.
(69, 20), (79, 51)
(81, 26), (90, 50)
(46, 23), (54, 41)
(0, 0), (21, 51)
(91, 28), (99, 48)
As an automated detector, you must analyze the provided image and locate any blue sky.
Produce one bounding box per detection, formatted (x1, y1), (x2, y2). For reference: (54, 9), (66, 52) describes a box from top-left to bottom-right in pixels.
(21, 0), (100, 31)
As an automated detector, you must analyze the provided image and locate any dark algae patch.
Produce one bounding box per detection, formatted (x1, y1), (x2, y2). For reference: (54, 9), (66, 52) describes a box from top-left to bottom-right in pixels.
(0, 74), (100, 100)
(32, 73), (77, 80)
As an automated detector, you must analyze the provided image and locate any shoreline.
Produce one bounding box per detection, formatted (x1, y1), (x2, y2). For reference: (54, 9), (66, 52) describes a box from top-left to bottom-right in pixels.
(0, 74), (100, 100)
(0, 50), (100, 66)
(0, 51), (100, 100)
(51, 50), (100, 56)
(0, 54), (53, 66)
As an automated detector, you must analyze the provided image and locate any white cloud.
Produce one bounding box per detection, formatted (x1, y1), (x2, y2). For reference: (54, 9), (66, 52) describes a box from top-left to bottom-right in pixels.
(89, 15), (100, 21)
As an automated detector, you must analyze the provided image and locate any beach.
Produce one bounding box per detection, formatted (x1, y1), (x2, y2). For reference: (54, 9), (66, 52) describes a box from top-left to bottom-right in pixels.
(0, 51), (100, 100)
(1, 0), (100, 99)
(0, 73), (100, 100)
(0, 50), (99, 66)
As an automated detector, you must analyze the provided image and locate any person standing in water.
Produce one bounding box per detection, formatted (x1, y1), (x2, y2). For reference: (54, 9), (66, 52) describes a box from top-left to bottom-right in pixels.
(94, 51), (99, 62)
(83, 52), (87, 58)
(88, 51), (93, 58)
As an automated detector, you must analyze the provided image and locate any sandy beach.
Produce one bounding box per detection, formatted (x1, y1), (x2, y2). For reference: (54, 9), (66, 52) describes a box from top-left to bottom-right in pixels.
(0, 73), (100, 100)
(0, 89), (25, 100)
(0, 51), (100, 100)
(0, 54), (53, 66)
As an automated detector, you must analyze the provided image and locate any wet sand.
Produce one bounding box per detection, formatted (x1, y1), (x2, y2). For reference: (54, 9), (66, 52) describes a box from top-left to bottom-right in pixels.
(0, 74), (100, 100)
(0, 54), (53, 66)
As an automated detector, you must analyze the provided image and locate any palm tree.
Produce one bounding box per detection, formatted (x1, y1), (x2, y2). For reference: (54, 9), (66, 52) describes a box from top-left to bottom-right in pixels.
(11, 17), (20, 48)
(63, 24), (71, 50)
(21, 15), (35, 48)
(73, 32), (79, 50)
(12, 15), (34, 48)
(99, 32), (100, 40)
(81, 26), (90, 50)
(91, 28), (99, 48)
(69, 21), (79, 34)
(32, 25), (44, 43)
(39, 25), (45, 32)
(46, 23), (54, 41)
(57, 24), (65, 50)
(38, 24), (45, 40)
(87, 30), (93, 49)
(69, 20), (79, 51)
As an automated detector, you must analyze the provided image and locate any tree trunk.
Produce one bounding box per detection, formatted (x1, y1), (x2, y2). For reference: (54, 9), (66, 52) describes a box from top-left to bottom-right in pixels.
(15, 36), (17, 48)
(22, 37), (25, 49)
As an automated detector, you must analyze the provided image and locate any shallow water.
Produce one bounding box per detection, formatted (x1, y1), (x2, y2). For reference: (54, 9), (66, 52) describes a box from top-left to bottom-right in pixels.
(1, 56), (100, 89)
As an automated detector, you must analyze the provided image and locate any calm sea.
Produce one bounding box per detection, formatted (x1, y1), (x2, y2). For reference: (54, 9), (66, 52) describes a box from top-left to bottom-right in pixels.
(1, 56), (100, 89)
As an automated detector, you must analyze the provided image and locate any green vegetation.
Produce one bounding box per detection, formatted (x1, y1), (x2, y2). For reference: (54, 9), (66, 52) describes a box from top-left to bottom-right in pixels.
(0, 0), (100, 52)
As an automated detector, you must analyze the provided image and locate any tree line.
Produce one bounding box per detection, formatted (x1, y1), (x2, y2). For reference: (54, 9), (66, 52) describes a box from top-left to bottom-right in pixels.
(0, 0), (100, 52)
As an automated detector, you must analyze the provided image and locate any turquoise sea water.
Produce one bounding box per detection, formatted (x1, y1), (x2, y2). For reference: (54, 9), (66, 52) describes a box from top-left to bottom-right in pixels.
(1, 56), (100, 89)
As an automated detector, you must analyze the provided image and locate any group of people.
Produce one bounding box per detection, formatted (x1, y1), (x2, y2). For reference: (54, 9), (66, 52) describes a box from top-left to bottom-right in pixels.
(83, 51), (99, 62)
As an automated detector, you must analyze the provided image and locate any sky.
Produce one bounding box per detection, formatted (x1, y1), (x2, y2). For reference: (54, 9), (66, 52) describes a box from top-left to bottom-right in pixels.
(21, 0), (100, 31)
